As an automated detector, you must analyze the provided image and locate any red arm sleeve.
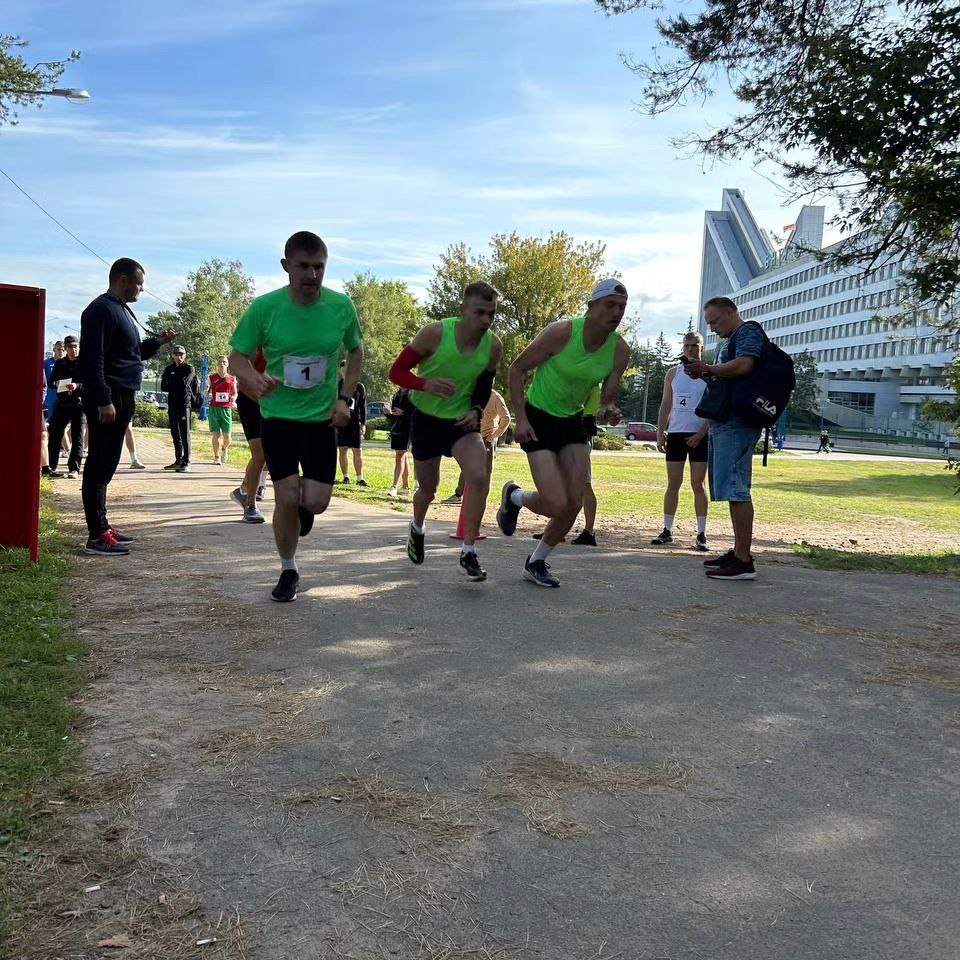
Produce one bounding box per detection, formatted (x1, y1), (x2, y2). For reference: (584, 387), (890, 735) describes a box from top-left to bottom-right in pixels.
(389, 346), (427, 391)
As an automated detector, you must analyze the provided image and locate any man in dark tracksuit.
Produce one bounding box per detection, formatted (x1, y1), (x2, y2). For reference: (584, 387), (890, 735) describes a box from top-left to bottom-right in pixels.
(78, 258), (175, 555)
(160, 345), (196, 471)
(47, 334), (85, 478)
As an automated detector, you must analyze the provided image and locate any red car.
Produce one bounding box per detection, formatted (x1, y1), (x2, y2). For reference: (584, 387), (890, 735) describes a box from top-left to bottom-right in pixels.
(625, 421), (657, 442)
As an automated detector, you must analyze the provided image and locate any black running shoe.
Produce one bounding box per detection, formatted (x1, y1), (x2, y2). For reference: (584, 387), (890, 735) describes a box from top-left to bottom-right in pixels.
(694, 532), (708, 552)
(497, 481), (521, 536)
(356, 478), (369, 487)
(571, 530), (597, 546)
(650, 528), (673, 545)
(706, 556), (757, 581)
(703, 549), (736, 567)
(459, 551), (487, 581)
(299, 506), (314, 537)
(271, 569), (299, 602)
(340, 476), (351, 484)
(523, 555), (560, 588)
(108, 527), (134, 543)
(407, 525), (425, 564)
(84, 531), (129, 556)
(163, 461), (181, 470)
(48, 470), (65, 479)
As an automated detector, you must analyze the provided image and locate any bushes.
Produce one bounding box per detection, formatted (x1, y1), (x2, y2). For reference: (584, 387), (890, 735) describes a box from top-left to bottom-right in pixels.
(592, 432), (626, 451)
(132, 401), (167, 428)
(364, 416), (390, 440)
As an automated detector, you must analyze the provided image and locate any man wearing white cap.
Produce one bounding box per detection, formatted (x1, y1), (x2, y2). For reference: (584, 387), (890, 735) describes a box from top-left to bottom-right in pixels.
(498, 279), (630, 587)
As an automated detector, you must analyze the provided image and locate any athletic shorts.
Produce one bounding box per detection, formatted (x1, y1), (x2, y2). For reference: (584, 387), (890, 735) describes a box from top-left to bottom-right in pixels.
(708, 420), (761, 502)
(261, 417), (337, 485)
(520, 402), (587, 455)
(336, 422), (362, 449)
(236, 392), (262, 442)
(410, 409), (478, 461)
(665, 431), (707, 464)
(207, 406), (233, 433)
(390, 429), (410, 452)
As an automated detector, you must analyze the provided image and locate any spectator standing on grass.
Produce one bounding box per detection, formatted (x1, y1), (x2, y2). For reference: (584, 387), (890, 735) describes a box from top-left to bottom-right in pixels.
(47, 335), (85, 479)
(818, 430), (831, 454)
(336, 365), (367, 485)
(161, 345), (195, 473)
(684, 296), (762, 581)
(650, 331), (710, 550)
(386, 386), (414, 499)
(77, 257), (176, 555)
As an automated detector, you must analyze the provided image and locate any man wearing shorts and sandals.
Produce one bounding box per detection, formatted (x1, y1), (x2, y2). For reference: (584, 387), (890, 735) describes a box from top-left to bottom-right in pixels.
(388, 281), (502, 582)
(498, 279), (630, 588)
(205, 355), (238, 465)
(651, 331), (710, 550)
(229, 231), (363, 602)
(231, 346), (268, 523)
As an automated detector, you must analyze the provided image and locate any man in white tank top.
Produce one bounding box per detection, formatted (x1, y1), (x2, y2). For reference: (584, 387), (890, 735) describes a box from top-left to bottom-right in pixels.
(651, 331), (710, 550)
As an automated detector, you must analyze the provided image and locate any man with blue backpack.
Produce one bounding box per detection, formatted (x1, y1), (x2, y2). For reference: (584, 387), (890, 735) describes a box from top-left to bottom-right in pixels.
(686, 296), (795, 581)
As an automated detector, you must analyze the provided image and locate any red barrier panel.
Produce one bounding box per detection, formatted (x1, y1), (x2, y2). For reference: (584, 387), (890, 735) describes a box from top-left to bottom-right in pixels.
(1, 284), (45, 562)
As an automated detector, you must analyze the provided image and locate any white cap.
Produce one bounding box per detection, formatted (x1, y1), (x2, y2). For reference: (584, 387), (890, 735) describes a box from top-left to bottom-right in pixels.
(589, 278), (628, 303)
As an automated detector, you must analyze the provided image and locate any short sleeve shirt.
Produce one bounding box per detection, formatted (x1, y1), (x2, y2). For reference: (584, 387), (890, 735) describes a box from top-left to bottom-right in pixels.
(716, 322), (764, 364)
(230, 286), (362, 423)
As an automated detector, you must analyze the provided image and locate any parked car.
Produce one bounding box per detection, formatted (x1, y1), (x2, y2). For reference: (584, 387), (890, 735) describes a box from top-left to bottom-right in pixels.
(366, 401), (387, 419)
(624, 421), (657, 442)
(155, 392), (168, 410)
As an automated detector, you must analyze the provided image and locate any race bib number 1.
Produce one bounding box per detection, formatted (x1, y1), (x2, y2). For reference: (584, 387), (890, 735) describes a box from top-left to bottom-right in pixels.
(283, 355), (327, 390)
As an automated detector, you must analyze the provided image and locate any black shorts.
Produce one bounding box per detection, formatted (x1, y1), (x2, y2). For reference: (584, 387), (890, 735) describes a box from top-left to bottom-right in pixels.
(336, 422), (362, 449)
(390, 429), (410, 452)
(410, 409), (478, 461)
(666, 431), (708, 463)
(236, 392), (262, 442)
(520, 402), (587, 454)
(261, 417), (337, 484)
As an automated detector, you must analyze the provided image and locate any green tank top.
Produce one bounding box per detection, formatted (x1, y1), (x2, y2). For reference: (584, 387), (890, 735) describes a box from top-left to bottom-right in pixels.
(411, 317), (494, 420)
(527, 317), (617, 417)
(583, 383), (601, 416)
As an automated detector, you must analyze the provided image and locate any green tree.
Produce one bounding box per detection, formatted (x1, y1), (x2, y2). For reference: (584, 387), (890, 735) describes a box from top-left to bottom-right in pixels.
(923, 356), (960, 490)
(343, 272), (424, 402)
(595, 0), (960, 311)
(147, 259), (255, 365)
(1, 35), (81, 127)
(426, 231), (610, 383)
(619, 333), (671, 421)
(789, 350), (821, 416)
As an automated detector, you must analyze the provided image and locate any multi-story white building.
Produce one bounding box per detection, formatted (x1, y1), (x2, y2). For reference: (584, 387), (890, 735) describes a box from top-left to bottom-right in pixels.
(699, 189), (958, 436)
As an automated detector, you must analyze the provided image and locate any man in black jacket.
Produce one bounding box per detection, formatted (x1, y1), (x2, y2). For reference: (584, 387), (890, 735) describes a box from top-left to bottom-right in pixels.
(78, 258), (175, 555)
(160, 345), (196, 472)
(47, 335), (85, 479)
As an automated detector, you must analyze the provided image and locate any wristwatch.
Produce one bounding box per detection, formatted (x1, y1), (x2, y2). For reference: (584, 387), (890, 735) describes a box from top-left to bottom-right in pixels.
(338, 394), (355, 410)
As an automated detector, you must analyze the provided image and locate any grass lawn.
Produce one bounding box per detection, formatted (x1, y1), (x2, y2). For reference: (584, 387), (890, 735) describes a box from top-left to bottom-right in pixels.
(795, 544), (960, 577)
(0, 486), (83, 939)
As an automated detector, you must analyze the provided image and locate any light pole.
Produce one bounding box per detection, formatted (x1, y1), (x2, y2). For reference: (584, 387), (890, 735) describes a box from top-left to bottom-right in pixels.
(1, 87), (91, 103)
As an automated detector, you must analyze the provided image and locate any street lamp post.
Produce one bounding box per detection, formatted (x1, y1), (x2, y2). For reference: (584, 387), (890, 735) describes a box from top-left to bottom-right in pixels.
(1, 87), (91, 103)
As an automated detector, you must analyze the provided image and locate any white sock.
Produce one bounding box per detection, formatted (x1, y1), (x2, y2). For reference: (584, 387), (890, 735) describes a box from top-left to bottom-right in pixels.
(462, 543), (476, 555)
(696, 516), (707, 535)
(509, 487), (524, 507)
(411, 521), (424, 534)
(281, 557), (298, 573)
(530, 540), (554, 563)
(663, 514), (675, 532)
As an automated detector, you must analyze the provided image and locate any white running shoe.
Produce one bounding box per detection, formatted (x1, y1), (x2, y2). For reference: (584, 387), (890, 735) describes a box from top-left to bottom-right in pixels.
(388, 486), (398, 498)
(213, 457), (221, 466)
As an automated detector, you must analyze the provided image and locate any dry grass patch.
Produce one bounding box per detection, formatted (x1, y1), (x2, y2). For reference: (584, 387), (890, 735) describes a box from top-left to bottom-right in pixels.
(334, 859), (454, 914)
(521, 803), (588, 841)
(283, 773), (484, 842)
(859, 634), (960, 694)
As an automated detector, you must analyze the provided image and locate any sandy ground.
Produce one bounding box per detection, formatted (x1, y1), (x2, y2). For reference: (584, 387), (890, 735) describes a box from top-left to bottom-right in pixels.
(13, 433), (960, 960)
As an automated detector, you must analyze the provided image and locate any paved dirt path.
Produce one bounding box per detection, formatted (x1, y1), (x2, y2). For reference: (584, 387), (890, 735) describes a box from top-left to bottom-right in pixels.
(25, 434), (960, 960)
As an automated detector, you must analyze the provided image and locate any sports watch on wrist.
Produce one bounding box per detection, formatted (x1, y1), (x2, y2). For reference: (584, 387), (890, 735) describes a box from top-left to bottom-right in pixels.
(338, 394), (355, 409)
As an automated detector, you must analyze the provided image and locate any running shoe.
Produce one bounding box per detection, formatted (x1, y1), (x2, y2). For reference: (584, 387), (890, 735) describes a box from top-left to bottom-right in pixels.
(48, 470), (64, 479)
(694, 532), (708, 552)
(650, 529), (673, 545)
(571, 530), (597, 546)
(497, 481), (521, 536)
(129, 460), (146, 471)
(163, 461), (181, 470)
(459, 551), (487, 581)
(271, 569), (299, 602)
(407, 524), (425, 565)
(706, 556), (757, 581)
(67, 471), (79, 480)
(442, 494), (463, 505)
(357, 478), (369, 487)
(108, 527), (134, 543)
(41, 466), (51, 476)
(84, 530), (129, 556)
(256, 485), (266, 501)
(213, 457), (221, 466)
(388, 486), (398, 498)
(243, 506), (266, 524)
(399, 488), (411, 500)
(230, 486), (246, 508)
(703, 549), (736, 568)
(523, 555), (560, 588)
(299, 506), (314, 537)
(340, 476), (351, 484)
(176, 464), (192, 473)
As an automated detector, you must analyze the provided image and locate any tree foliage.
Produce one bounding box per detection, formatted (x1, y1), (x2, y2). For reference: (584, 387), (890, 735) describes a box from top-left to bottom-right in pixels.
(595, 0), (960, 311)
(618, 332), (674, 420)
(147, 259), (255, 364)
(789, 349), (821, 415)
(426, 232), (610, 382)
(343, 272), (424, 402)
(0, 35), (81, 127)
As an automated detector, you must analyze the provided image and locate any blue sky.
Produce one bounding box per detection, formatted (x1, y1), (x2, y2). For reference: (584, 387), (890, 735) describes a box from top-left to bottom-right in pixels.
(4, 0), (817, 349)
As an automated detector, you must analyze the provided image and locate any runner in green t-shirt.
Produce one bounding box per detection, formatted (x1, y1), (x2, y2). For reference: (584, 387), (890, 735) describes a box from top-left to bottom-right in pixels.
(228, 231), (363, 603)
(388, 281), (503, 582)
(498, 279), (630, 588)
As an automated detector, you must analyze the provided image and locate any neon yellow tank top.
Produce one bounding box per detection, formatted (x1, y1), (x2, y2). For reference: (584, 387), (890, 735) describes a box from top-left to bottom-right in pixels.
(527, 317), (617, 417)
(411, 317), (494, 420)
